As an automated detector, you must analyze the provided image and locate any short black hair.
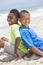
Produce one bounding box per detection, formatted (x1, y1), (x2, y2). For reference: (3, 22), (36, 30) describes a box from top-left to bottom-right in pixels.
(20, 10), (30, 18)
(10, 9), (19, 18)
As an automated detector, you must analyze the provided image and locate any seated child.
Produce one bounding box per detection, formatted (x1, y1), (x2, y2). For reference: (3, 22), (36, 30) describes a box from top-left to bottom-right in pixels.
(20, 10), (43, 57)
(0, 9), (29, 59)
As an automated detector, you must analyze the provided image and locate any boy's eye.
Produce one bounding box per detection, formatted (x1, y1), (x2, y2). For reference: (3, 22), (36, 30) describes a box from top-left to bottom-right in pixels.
(8, 16), (13, 19)
(21, 18), (30, 20)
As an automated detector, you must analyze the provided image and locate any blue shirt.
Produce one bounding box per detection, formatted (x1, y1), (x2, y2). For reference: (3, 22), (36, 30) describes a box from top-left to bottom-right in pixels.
(20, 26), (43, 51)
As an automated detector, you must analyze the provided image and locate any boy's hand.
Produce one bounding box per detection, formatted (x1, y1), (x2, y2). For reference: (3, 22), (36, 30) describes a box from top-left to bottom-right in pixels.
(1, 37), (9, 42)
(15, 49), (22, 59)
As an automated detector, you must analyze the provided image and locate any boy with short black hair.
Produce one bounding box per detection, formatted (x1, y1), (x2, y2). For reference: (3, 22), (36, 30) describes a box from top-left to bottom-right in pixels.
(20, 10), (43, 57)
(0, 9), (21, 58)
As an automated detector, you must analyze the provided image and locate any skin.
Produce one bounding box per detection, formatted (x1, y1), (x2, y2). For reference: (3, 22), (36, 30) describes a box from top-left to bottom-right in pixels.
(0, 37), (9, 48)
(20, 12), (43, 57)
(0, 39), (5, 48)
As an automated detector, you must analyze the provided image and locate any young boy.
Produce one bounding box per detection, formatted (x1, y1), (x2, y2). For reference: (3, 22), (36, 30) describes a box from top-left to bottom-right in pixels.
(0, 9), (29, 59)
(20, 10), (43, 57)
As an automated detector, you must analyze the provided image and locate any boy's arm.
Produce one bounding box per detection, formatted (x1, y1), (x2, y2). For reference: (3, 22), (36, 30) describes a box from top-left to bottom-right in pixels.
(15, 37), (22, 59)
(20, 30), (43, 56)
(30, 46), (43, 56)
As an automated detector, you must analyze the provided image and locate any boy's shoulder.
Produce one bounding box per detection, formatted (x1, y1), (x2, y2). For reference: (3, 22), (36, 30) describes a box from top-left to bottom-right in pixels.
(20, 26), (27, 34)
(11, 24), (20, 27)
(11, 24), (20, 29)
(20, 26), (34, 33)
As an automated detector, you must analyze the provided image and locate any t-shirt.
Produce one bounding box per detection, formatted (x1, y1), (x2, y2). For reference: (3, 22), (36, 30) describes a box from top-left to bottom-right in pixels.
(20, 26), (43, 51)
(10, 24), (29, 54)
(10, 24), (20, 45)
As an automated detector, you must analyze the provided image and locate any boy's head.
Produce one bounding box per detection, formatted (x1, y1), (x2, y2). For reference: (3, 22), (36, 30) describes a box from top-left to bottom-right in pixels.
(7, 9), (19, 25)
(19, 10), (30, 27)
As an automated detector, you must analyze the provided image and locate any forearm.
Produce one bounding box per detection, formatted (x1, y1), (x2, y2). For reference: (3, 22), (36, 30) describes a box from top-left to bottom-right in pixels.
(30, 46), (43, 56)
(15, 48), (22, 59)
(15, 37), (22, 59)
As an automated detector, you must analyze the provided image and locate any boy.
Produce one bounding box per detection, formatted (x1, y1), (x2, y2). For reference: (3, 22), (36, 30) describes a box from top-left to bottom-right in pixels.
(0, 9), (29, 59)
(20, 10), (43, 57)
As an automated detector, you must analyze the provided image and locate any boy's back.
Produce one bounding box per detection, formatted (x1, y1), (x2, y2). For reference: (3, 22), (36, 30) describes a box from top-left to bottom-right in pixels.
(10, 24), (20, 45)
(10, 24), (29, 54)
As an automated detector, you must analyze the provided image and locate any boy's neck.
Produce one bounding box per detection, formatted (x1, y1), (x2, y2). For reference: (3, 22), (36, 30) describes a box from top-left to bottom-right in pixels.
(22, 25), (29, 28)
(10, 22), (18, 26)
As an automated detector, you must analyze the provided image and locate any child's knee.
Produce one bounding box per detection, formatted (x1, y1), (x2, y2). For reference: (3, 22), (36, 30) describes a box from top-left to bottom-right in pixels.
(0, 39), (5, 47)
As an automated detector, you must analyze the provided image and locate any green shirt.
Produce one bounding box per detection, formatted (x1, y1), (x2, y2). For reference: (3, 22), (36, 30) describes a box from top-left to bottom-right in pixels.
(10, 24), (29, 54)
(10, 24), (20, 44)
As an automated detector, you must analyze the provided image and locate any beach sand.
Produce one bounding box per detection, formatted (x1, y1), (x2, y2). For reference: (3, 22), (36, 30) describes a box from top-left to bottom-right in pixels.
(0, 10), (43, 65)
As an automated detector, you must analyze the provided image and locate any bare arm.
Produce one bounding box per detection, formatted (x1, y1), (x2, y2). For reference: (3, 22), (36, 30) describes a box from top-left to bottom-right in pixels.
(30, 46), (43, 56)
(15, 37), (22, 59)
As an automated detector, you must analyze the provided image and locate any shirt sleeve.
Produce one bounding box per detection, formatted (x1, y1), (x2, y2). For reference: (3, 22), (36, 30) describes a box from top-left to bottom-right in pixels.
(20, 30), (34, 48)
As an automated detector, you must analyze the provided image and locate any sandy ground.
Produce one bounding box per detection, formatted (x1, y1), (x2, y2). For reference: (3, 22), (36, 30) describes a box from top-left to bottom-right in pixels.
(0, 14), (43, 65)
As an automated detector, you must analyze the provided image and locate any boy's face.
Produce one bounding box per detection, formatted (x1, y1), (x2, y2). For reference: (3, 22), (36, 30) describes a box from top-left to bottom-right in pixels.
(20, 13), (30, 27)
(7, 13), (18, 25)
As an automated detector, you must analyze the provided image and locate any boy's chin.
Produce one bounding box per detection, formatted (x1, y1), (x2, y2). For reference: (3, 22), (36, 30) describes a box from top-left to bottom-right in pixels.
(25, 25), (29, 28)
